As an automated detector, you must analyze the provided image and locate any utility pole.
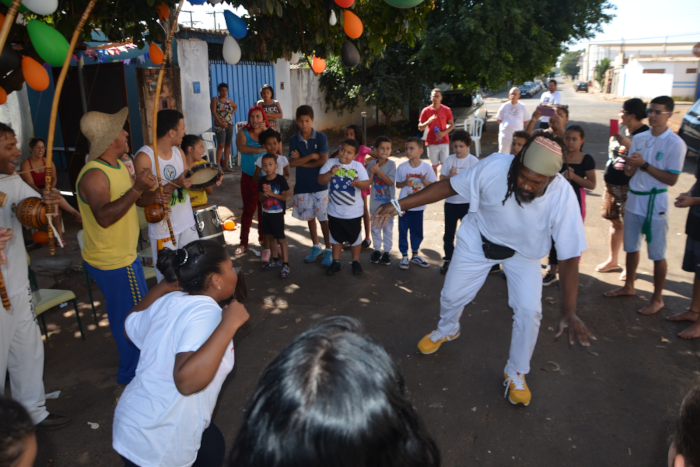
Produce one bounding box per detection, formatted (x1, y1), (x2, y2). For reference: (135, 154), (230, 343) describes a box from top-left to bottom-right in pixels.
(206, 11), (219, 30)
(182, 10), (194, 28)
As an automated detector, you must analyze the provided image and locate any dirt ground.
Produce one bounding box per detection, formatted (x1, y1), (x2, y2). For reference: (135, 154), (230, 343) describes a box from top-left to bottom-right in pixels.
(18, 83), (700, 466)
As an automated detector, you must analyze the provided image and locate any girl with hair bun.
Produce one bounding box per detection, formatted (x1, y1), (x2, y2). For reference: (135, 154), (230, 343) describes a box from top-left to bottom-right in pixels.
(112, 240), (249, 467)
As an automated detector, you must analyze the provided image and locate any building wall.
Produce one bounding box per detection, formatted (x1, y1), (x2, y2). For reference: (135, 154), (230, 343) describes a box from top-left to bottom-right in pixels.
(177, 38), (212, 136)
(274, 59), (293, 119)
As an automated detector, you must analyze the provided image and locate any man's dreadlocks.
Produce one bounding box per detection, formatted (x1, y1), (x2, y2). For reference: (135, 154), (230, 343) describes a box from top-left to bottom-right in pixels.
(502, 132), (568, 207)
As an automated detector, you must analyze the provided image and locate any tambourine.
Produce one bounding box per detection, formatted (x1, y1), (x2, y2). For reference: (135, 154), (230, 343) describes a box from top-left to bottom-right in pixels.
(185, 162), (224, 191)
(13, 197), (48, 229)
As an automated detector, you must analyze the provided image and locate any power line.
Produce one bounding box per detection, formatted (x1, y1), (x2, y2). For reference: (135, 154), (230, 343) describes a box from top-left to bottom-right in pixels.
(583, 32), (700, 44)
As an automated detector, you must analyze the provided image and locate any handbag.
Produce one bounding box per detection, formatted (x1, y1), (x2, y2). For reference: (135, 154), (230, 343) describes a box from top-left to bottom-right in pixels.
(481, 234), (515, 260)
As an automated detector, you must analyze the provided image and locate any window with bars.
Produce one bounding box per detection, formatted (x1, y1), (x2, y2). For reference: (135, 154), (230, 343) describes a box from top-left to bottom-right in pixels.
(642, 69), (665, 74)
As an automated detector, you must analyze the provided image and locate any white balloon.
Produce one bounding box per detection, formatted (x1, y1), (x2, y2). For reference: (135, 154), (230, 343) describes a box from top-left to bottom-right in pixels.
(22, 0), (58, 15)
(223, 36), (241, 65)
(209, 0), (223, 3)
(329, 10), (337, 26)
(290, 52), (300, 63)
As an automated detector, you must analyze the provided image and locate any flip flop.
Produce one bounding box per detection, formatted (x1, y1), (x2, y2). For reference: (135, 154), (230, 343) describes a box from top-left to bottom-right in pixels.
(595, 265), (622, 273)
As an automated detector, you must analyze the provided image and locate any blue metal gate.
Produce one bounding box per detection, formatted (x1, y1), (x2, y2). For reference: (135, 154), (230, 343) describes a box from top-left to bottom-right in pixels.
(209, 60), (276, 127)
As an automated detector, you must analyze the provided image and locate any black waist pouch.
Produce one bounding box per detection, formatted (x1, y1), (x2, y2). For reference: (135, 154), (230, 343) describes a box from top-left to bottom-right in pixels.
(481, 234), (515, 260)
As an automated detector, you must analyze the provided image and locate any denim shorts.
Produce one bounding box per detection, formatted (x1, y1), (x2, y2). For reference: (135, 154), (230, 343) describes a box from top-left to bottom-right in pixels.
(682, 236), (700, 279)
(623, 211), (668, 261)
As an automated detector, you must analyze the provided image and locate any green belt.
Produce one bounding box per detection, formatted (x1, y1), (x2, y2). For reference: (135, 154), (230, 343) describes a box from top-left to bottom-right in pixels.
(628, 187), (667, 243)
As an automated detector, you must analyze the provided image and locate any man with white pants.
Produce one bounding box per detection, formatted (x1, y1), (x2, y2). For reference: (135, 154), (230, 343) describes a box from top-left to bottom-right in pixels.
(496, 87), (531, 154)
(372, 134), (594, 407)
(419, 88), (454, 176)
(0, 122), (69, 429)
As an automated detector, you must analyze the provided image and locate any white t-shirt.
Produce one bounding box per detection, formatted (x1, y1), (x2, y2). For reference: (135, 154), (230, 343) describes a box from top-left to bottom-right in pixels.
(440, 154), (479, 204)
(113, 292), (234, 467)
(0, 175), (37, 299)
(450, 153), (586, 260)
(539, 91), (562, 123)
(137, 145), (195, 239)
(496, 102), (531, 139)
(254, 154), (289, 176)
(626, 128), (687, 220)
(320, 158), (369, 219)
(396, 160), (437, 212)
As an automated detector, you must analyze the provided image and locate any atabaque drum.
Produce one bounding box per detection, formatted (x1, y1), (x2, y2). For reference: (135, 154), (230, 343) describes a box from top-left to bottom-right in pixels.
(193, 204), (224, 245)
(185, 162), (224, 191)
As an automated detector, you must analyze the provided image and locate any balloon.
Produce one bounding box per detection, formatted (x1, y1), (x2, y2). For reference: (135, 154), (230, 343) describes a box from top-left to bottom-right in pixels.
(384, 0), (424, 8)
(209, 0), (223, 4)
(27, 20), (70, 67)
(22, 57), (50, 91)
(223, 219), (236, 231)
(311, 56), (326, 74)
(0, 86), (6, 105)
(222, 36), (241, 65)
(334, 0), (354, 7)
(329, 10), (337, 26)
(0, 43), (19, 71)
(189, 0), (207, 4)
(224, 10), (247, 39)
(156, 2), (170, 21)
(343, 10), (363, 39)
(22, 0), (59, 15)
(290, 51), (300, 63)
(33, 231), (49, 244)
(0, 0), (29, 13)
(149, 43), (164, 65)
(341, 40), (360, 68)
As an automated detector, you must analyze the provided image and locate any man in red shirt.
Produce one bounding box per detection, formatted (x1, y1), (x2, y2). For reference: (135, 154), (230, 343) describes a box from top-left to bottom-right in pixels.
(418, 88), (455, 175)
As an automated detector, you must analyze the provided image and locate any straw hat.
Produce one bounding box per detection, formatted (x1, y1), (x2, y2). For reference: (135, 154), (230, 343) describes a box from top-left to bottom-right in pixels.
(80, 107), (129, 162)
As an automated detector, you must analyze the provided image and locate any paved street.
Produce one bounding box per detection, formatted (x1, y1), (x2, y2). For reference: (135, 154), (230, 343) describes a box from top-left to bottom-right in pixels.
(31, 83), (699, 466)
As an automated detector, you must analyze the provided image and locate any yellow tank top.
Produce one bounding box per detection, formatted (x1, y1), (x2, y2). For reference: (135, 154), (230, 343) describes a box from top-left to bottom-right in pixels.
(187, 159), (209, 208)
(77, 159), (138, 270)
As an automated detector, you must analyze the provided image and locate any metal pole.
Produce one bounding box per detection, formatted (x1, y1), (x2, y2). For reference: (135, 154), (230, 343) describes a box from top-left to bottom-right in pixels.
(361, 111), (367, 142)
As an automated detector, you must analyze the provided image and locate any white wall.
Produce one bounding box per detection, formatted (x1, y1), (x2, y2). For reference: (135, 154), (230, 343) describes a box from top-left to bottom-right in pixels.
(0, 85), (34, 160)
(176, 38), (212, 135)
(671, 61), (699, 99)
(274, 59), (292, 118)
(621, 64), (673, 99)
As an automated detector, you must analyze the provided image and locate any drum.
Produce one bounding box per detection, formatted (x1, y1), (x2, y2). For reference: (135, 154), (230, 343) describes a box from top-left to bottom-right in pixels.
(185, 162), (224, 191)
(193, 204), (225, 245)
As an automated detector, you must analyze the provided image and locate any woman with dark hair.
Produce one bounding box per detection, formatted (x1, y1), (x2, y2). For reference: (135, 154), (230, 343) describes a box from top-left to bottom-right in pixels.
(256, 84), (283, 136)
(596, 98), (649, 279)
(19, 137), (81, 240)
(113, 239), (249, 467)
(235, 106), (270, 254)
(182, 134), (222, 208)
(229, 316), (441, 467)
(210, 83), (238, 173)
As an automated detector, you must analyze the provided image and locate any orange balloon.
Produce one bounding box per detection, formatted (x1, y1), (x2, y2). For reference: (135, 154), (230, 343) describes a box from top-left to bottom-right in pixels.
(149, 43), (164, 65)
(343, 10), (363, 39)
(157, 2), (170, 21)
(33, 231), (49, 244)
(334, 0), (354, 7)
(0, 86), (6, 105)
(312, 56), (326, 74)
(22, 57), (49, 91)
(223, 219), (236, 231)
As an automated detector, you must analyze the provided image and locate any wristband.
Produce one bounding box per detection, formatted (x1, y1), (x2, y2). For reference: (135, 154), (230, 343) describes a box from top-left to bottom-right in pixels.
(130, 187), (142, 198)
(640, 162), (650, 172)
(391, 199), (404, 217)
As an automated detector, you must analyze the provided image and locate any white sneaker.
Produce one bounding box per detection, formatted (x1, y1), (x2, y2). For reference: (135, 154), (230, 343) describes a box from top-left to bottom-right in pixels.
(410, 255), (430, 268)
(400, 256), (410, 270)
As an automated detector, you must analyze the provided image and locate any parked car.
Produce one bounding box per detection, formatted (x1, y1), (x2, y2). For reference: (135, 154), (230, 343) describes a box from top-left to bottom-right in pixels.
(524, 81), (538, 95)
(574, 81), (588, 92)
(517, 85), (533, 98)
(432, 89), (486, 123)
(680, 99), (700, 156)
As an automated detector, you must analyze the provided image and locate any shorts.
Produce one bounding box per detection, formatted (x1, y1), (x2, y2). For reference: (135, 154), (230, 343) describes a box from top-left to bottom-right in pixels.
(328, 215), (362, 246)
(682, 236), (700, 278)
(601, 183), (628, 221)
(261, 212), (285, 240)
(427, 144), (449, 167)
(292, 191), (328, 222)
(623, 211), (668, 261)
(216, 126), (233, 145)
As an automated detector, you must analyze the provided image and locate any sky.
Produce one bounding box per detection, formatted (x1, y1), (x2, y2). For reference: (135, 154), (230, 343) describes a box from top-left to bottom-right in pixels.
(178, 1), (247, 31)
(568, 0), (700, 50)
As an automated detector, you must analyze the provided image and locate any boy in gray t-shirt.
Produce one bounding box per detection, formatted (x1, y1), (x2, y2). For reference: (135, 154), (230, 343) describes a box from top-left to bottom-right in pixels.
(367, 136), (397, 265)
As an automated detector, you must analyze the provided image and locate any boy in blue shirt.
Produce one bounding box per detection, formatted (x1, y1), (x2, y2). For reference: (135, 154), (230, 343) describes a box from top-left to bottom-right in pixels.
(288, 105), (332, 266)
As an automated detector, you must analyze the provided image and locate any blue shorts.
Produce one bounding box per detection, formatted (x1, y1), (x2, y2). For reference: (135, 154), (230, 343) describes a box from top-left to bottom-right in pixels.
(623, 211), (668, 261)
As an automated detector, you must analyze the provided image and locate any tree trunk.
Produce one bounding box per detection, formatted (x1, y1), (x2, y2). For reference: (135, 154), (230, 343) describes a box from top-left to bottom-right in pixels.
(382, 109), (393, 128)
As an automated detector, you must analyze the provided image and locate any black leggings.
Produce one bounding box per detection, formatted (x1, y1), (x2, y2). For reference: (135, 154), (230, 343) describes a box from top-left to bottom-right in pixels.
(443, 202), (470, 261)
(122, 423), (225, 467)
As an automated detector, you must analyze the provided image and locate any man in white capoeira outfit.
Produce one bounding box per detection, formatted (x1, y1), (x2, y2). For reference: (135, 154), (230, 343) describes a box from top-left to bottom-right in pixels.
(372, 133), (595, 407)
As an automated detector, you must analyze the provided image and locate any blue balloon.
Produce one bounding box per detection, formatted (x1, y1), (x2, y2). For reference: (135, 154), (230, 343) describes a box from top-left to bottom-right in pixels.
(189, 0), (206, 4)
(224, 10), (247, 39)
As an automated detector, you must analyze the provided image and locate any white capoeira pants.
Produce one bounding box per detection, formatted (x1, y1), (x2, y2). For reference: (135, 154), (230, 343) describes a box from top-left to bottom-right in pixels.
(371, 216), (394, 253)
(0, 286), (50, 424)
(150, 225), (199, 283)
(437, 215), (543, 375)
(498, 135), (512, 154)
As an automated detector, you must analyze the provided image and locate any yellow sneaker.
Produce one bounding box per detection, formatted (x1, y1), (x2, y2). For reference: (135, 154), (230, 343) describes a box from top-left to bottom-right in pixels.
(503, 372), (531, 406)
(417, 330), (460, 355)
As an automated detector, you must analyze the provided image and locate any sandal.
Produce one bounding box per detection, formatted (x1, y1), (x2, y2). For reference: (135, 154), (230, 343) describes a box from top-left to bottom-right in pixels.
(595, 264), (622, 273)
(280, 265), (290, 278)
(234, 245), (247, 255)
(262, 260), (281, 271)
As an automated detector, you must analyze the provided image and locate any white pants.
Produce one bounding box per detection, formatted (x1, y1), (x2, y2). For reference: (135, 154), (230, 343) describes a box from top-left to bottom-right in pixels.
(498, 135), (512, 154)
(151, 225), (200, 283)
(427, 144), (449, 167)
(371, 217), (394, 252)
(0, 286), (49, 424)
(437, 216), (543, 375)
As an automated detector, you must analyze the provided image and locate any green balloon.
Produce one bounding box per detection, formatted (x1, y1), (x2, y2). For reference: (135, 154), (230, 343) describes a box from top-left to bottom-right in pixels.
(384, 0), (424, 7)
(0, 0), (30, 13)
(27, 20), (70, 67)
